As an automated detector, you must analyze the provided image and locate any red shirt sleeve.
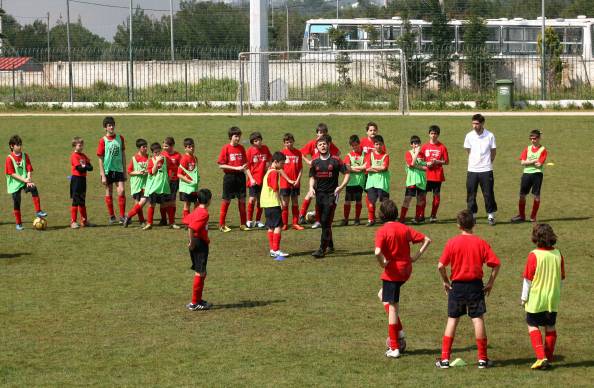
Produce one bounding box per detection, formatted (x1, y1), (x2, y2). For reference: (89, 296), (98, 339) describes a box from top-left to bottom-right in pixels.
(343, 154), (350, 165)
(5, 155), (14, 175)
(147, 159), (155, 174)
(406, 226), (425, 244)
(300, 141), (314, 157)
(120, 135), (126, 152)
(405, 151), (413, 167)
(268, 170), (279, 191)
(97, 138), (105, 157)
(383, 154), (390, 169)
(442, 145), (449, 164)
(330, 143), (340, 156)
(364, 153), (371, 169)
(520, 147), (528, 161)
(217, 145), (228, 165)
(483, 241), (500, 268)
(24, 154), (32, 172)
(523, 252), (538, 280)
(127, 158), (134, 173)
(538, 148), (548, 164)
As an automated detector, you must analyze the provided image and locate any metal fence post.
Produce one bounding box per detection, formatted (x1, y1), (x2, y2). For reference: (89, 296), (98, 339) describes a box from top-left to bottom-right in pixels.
(299, 60), (303, 100)
(184, 61), (188, 101)
(126, 62), (130, 101)
(239, 54), (244, 116)
(12, 64), (16, 103)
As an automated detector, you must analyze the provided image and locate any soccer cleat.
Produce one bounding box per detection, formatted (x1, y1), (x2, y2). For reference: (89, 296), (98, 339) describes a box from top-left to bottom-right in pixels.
(82, 221), (96, 227)
(187, 301), (211, 311)
(311, 249), (325, 258)
(353, 219), (361, 226)
(219, 225), (231, 233)
(415, 217), (425, 224)
(186, 303), (200, 311)
(142, 223), (153, 231)
(239, 225), (252, 231)
(487, 217), (496, 226)
(298, 215), (306, 225)
(292, 224), (304, 231)
(36, 210), (48, 218)
(158, 219), (168, 226)
(282, 225), (288, 231)
(530, 358), (550, 370)
(530, 218), (537, 223)
(169, 224), (181, 230)
(366, 220), (376, 227)
(339, 219), (348, 226)
(510, 215), (526, 223)
(270, 250), (278, 257)
(311, 221), (321, 229)
(256, 221), (265, 228)
(200, 300), (213, 309)
(326, 246), (335, 254)
(478, 359), (494, 369)
(246, 221), (254, 228)
(430, 217), (438, 223)
(122, 216), (131, 228)
(385, 348), (401, 358)
(70, 222), (81, 229)
(274, 250), (289, 257)
(435, 359), (450, 369)
(108, 216), (118, 225)
(138, 222), (146, 229)
(15, 224), (24, 231)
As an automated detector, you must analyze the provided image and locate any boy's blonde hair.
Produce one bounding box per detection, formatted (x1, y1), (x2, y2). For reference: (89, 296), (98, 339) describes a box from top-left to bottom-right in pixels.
(72, 136), (84, 147)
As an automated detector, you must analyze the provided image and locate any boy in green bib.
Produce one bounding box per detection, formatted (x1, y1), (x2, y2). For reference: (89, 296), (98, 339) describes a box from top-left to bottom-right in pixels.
(521, 224), (565, 370)
(5, 135), (47, 230)
(97, 116), (127, 224)
(341, 135), (366, 226)
(399, 136), (427, 224)
(123, 139), (149, 226)
(178, 138), (200, 219)
(364, 135), (390, 227)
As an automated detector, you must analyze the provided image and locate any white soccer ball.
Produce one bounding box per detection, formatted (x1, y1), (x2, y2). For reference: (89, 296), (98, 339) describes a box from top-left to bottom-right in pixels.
(305, 211), (316, 224)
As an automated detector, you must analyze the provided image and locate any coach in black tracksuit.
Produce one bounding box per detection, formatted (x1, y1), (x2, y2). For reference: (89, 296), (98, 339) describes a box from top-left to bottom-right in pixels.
(308, 135), (350, 258)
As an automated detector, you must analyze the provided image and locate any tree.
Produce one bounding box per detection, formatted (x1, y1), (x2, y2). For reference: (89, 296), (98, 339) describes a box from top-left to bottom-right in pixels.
(398, 18), (432, 89)
(328, 26), (352, 87)
(538, 27), (564, 93)
(428, 0), (453, 91)
(49, 19), (109, 60)
(464, 16), (494, 90)
(113, 7), (169, 56)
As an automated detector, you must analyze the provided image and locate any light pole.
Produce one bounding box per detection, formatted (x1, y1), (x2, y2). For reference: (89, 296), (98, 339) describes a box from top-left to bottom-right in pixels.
(286, 2), (289, 51)
(47, 12), (50, 62)
(336, 0), (339, 18)
(169, 0), (174, 61)
(129, 0), (134, 101)
(540, 0), (546, 100)
(66, 0), (73, 104)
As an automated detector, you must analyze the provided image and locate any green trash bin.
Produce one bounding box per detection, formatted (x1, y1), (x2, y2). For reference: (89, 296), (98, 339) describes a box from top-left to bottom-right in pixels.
(495, 79), (514, 110)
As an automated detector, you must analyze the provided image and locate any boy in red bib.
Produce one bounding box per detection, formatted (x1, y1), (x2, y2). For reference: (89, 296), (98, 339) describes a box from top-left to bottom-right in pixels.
(246, 132), (272, 228)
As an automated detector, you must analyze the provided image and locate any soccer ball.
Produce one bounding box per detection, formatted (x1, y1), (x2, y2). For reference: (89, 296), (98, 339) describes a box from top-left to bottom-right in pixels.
(33, 217), (47, 231)
(305, 211), (316, 224)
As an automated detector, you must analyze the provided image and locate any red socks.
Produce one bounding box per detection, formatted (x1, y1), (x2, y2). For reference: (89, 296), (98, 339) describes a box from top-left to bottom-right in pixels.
(291, 205), (299, 225)
(128, 203), (142, 218)
(545, 330), (556, 361)
(191, 274), (205, 304)
(32, 196), (41, 212)
(366, 197), (375, 222)
(281, 206), (289, 226)
(238, 201), (247, 225)
(355, 202), (362, 220)
(105, 196), (115, 217)
(300, 198), (311, 217)
(247, 201), (254, 222)
(117, 195), (126, 217)
(343, 203), (351, 220)
(267, 231), (274, 250)
(531, 199), (540, 220)
(79, 206), (87, 223)
(388, 324), (399, 350)
(476, 337), (488, 361)
(70, 206), (78, 223)
(147, 206), (155, 224)
(530, 330), (545, 359)
(399, 207), (408, 222)
(519, 197), (526, 219)
(168, 206), (176, 224)
(256, 205), (263, 222)
(431, 194), (440, 218)
(272, 232), (281, 251)
(219, 201), (230, 226)
(160, 207), (168, 222)
(441, 336), (454, 361)
(14, 209), (22, 225)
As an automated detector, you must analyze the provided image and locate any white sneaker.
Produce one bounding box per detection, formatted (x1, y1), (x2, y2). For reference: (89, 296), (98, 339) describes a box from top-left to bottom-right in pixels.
(385, 348), (401, 358)
(311, 221), (321, 229)
(269, 250), (277, 257)
(256, 221), (265, 228)
(274, 250), (289, 257)
(246, 221), (254, 228)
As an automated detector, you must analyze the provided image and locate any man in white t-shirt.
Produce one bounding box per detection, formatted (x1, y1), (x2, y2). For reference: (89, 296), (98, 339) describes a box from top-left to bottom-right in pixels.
(464, 113), (498, 225)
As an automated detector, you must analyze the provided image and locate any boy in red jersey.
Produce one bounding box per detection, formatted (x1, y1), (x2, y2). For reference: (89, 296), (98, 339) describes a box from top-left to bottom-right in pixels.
(5, 135), (47, 231)
(246, 132), (272, 229)
(217, 126), (249, 232)
(511, 129), (548, 223)
(436, 209), (501, 369)
(280, 133), (302, 231)
(178, 138), (200, 219)
(183, 188), (213, 311)
(97, 116), (127, 224)
(364, 135), (390, 227)
(69, 137), (94, 228)
(420, 125), (449, 223)
(360, 121), (387, 154)
(521, 223), (565, 370)
(161, 137), (182, 229)
(375, 199), (431, 358)
(125, 139), (149, 226)
(341, 135), (366, 226)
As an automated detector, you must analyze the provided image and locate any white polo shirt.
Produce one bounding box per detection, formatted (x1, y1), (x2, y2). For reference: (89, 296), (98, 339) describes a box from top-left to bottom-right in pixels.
(464, 128), (496, 172)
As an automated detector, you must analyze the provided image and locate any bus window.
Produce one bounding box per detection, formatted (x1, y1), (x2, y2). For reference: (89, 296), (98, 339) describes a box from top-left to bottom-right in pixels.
(382, 25), (401, 48)
(524, 27), (539, 53)
(421, 26), (432, 53)
(308, 24), (332, 51)
(563, 27), (583, 54)
(365, 26), (382, 49)
(487, 27), (501, 54)
(504, 27), (536, 54)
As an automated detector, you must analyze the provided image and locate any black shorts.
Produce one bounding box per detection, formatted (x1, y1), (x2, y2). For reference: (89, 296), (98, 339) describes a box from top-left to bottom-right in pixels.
(222, 173), (246, 200)
(426, 181), (442, 194)
(132, 191), (144, 201)
(526, 311), (557, 327)
(189, 238), (209, 273)
(180, 192), (198, 203)
(448, 280), (486, 318)
(144, 193), (168, 205)
(405, 186), (426, 198)
(249, 184), (262, 199)
(264, 206), (283, 229)
(366, 187), (389, 203)
(345, 186), (364, 202)
(280, 187), (300, 198)
(70, 176), (87, 206)
(165, 180), (179, 202)
(382, 280), (405, 303)
(520, 173), (543, 196)
(105, 171), (125, 185)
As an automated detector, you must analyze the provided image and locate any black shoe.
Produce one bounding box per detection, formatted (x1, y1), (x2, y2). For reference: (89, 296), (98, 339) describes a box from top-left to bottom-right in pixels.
(416, 217), (425, 224)
(159, 218), (168, 226)
(366, 220), (375, 227)
(326, 246), (335, 254)
(122, 216), (131, 228)
(353, 219), (361, 226)
(435, 359), (450, 369)
(478, 359), (494, 369)
(311, 249), (325, 258)
(339, 219), (348, 226)
(297, 215), (305, 225)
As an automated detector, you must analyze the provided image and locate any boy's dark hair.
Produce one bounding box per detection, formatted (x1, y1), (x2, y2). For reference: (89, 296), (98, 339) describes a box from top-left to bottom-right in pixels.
(457, 209), (475, 230)
(183, 138), (195, 147)
(249, 132), (263, 144)
(164, 137), (175, 146)
(379, 199), (398, 222)
(472, 113), (485, 123)
(316, 135), (330, 145)
(136, 138), (148, 148)
(197, 188), (212, 205)
(102, 116), (115, 128)
(429, 125), (441, 135)
(410, 135), (421, 144)
(530, 129), (542, 137)
(8, 135), (22, 150)
(228, 126), (242, 139)
(349, 134), (360, 145)
(72, 136), (84, 147)
(326, 135), (333, 144)
(272, 151), (286, 163)
(150, 142), (162, 152)
(316, 123), (328, 134)
(366, 122), (378, 130)
(532, 223), (557, 248)
(283, 133), (295, 142)
(374, 135), (384, 145)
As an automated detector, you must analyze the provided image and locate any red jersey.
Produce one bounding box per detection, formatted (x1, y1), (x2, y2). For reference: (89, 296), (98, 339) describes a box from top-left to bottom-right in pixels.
(162, 150), (181, 181)
(217, 143), (247, 174)
(364, 151), (390, 169)
(178, 154), (198, 181)
(147, 157), (165, 175)
(420, 142), (449, 182)
(439, 234), (501, 282)
(127, 154), (149, 173)
(301, 139), (340, 159)
(246, 145), (272, 186)
(96, 133), (126, 157)
(523, 248), (565, 281)
(360, 137), (387, 154)
(267, 170), (280, 191)
(70, 152), (92, 177)
(376, 221), (426, 281)
(281, 147), (303, 189)
(405, 150), (424, 167)
(183, 207), (210, 244)
(5, 152), (33, 175)
(520, 145), (548, 164)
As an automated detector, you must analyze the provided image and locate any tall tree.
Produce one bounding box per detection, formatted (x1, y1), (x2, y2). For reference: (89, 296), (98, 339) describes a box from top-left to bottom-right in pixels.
(428, 0), (453, 91)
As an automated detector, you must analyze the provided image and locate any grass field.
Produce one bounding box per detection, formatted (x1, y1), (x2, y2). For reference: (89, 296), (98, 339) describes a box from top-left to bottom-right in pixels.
(1, 115), (593, 386)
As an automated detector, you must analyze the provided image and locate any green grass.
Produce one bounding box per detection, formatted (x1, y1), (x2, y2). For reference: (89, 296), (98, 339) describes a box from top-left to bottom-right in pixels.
(1, 115), (593, 386)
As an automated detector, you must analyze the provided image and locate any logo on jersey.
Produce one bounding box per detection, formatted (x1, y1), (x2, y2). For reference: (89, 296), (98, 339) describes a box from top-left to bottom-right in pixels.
(229, 153), (243, 162)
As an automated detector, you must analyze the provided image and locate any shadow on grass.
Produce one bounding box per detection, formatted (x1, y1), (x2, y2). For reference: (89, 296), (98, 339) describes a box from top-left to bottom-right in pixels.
(0, 252), (30, 259)
(493, 216), (591, 226)
(405, 345), (476, 356)
(496, 355), (568, 367)
(212, 299), (285, 310)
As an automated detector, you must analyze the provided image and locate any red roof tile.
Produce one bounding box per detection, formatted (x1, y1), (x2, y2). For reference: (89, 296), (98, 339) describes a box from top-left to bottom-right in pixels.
(0, 57), (32, 71)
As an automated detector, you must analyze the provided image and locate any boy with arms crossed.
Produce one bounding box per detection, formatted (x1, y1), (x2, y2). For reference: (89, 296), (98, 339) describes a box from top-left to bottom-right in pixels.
(341, 135), (366, 226)
(70, 137), (94, 228)
(178, 138), (200, 219)
(161, 137), (182, 229)
(261, 152), (290, 259)
(246, 132), (272, 228)
(364, 135), (390, 227)
(420, 125), (449, 222)
(97, 116), (127, 224)
(280, 133), (303, 231)
(125, 139), (149, 226)
(400, 136), (427, 224)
